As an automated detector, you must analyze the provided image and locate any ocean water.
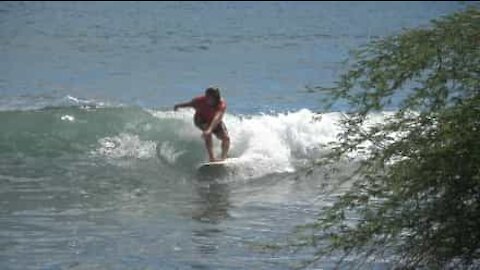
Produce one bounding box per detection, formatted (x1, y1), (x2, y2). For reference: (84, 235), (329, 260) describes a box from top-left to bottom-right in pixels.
(0, 2), (466, 269)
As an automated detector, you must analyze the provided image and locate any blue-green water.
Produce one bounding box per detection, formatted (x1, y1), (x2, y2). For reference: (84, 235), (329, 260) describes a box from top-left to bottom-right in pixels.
(0, 2), (467, 269)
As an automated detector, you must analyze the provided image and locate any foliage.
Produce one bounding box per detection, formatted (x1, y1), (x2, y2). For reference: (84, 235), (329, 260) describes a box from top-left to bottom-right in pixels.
(300, 7), (480, 269)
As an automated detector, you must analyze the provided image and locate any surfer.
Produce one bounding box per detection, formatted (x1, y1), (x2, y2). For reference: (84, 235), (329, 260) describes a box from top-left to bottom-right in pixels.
(174, 87), (230, 162)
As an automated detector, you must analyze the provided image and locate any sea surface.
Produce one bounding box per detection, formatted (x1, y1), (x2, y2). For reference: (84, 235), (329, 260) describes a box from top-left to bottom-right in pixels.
(0, 2), (466, 269)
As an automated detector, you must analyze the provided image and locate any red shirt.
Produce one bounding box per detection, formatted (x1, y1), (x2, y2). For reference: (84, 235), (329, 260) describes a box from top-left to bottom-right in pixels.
(192, 96), (226, 123)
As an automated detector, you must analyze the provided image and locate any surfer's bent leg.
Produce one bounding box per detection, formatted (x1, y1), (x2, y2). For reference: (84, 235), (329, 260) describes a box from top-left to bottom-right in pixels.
(213, 122), (230, 160)
(195, 115), (216, 162)
(220, 135), (230, 160)
(203, 133), (215, 162)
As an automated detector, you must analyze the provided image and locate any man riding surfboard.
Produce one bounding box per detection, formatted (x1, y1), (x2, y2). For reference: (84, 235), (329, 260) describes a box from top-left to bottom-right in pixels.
(174, 87), (230, 162)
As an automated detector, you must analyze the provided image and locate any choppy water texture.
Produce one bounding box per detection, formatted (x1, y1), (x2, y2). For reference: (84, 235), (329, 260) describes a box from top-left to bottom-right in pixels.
(0, 2), (467, 269)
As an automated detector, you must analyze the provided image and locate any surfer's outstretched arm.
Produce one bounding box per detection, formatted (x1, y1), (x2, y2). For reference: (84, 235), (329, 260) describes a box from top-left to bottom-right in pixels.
(173, 100), (194, 111)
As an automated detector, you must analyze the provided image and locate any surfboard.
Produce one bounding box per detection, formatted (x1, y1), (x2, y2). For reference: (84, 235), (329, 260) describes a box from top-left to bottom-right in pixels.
(197, 158), (239, 169)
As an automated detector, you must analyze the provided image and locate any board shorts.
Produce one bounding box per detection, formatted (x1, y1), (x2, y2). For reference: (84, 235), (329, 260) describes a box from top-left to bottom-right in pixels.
(194, 114), (229, 139)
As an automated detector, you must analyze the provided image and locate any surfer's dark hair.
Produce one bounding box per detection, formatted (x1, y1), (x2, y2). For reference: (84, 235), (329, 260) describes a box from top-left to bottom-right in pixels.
(205, 87), (221, 105)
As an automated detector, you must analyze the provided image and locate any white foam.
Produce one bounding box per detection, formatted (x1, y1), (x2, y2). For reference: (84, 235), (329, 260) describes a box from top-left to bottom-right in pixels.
(60, 114), (75, 122)
(94, 133), (157, 160)
(151, 109), (350, 179)
(149, 109), (200, 141)
(92, 109), (398, 177)
(225, 109), (346, 178)
(157, 141), (186, 165)
(64, 95), (112, 108)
